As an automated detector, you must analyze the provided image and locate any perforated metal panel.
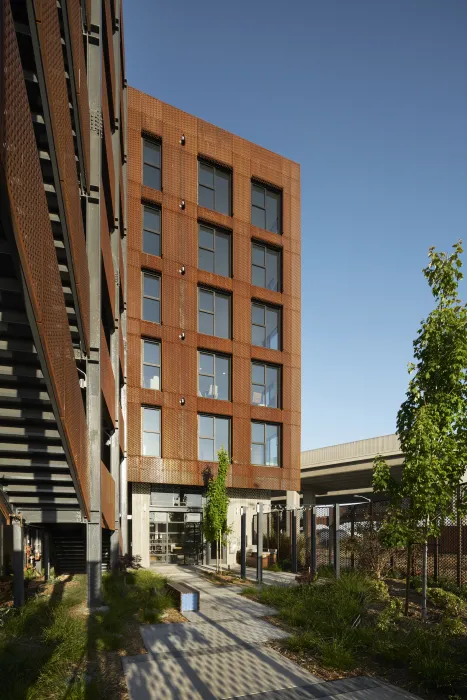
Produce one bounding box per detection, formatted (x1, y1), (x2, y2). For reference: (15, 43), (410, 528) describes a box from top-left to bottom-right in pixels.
(0, 0), (89, 515)
(101, 323), (116, 427)
(101, 462), (116, 529)
(66, 0), (91, 192)
(103, 0), (116, 125)
(34, 0), (90, 351)
(101, 203), (116, 318)
(102, 53), (116, 228)
(127, 89), (300, 492)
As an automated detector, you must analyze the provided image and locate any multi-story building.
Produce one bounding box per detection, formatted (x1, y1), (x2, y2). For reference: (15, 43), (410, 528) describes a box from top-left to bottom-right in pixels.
(127, 90), (301, 567)
(0, 0), (126, 606)
(0, 2), (301, 603)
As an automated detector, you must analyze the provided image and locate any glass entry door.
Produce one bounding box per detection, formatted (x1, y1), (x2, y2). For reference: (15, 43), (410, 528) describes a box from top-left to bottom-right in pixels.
(149, 511), (203, 564)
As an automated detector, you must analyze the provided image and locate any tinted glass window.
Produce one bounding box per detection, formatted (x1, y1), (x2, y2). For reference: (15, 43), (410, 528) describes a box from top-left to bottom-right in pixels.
(198, 352), (230, 401)
(142, 273), (161, 323)
(251, 182), (281, 233)
(142, 340), (161, 390)
(251, 302), (280, 350)
(198, 161), (232, 215)
(251, 421), (280, 466)
(143, 140), (161, 191)
(252, 362), (280, 408)
(198, 225), (231, 278)
(198, 414), (231, 460)
(143, 206), (161, 257)
(142, 407), (161, 456)
(198, 289), (231, 339)
(252, 243), (280, 292)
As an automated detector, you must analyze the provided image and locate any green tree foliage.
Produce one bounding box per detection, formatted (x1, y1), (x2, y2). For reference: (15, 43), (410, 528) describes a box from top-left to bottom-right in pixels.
(373, 241), (467, 614)
(203, 447), (230, 572)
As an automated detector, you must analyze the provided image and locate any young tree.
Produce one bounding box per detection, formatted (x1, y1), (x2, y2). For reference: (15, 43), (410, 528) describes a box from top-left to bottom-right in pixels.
(373, 241), (467, 617)
(203, 447), (230, 573)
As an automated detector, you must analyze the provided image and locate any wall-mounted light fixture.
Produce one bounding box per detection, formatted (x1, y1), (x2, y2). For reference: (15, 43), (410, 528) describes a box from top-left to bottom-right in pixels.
(180, 134), (186, 146)
(180, 397), (185, 406)
(179, 331), (185, 340)
(179, 265), (185, 275)
(179, 200), (185, 210)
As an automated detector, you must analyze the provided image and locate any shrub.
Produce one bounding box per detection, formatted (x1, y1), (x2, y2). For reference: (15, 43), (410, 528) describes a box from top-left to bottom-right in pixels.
(426, 588), (466, 616)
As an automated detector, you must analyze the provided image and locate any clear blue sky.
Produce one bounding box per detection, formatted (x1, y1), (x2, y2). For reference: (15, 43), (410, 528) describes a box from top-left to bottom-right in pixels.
(125, 0), (467, 450)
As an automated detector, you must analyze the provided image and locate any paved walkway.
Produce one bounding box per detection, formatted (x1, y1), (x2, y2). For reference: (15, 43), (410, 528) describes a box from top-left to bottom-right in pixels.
(122, 565), (422, 700)
(197, 562), (299, 586)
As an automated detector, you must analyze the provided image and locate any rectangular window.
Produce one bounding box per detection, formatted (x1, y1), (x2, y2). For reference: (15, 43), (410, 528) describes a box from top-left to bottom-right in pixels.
(251, 182), (281, 234)
(142, 406), (161, 456)
(251, 362), (280, 408)
(252, 242), (281, 292)
(198, 161), (232, 216)
(142, 272), (161, 324)
(198, 351), (230, 401)
(251, 302), (280, 350)
(198, 288), (231, 339)
(198, 224), (231, 278)
(143, 138), (161, 191)
(251, 421), (280, 467)
(142, 339), (161, 390)
(143, 205), (161, 257)
(198, 414), (231, 461)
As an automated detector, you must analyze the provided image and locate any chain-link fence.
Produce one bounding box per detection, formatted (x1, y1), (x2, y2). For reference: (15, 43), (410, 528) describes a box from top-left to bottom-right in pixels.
(250, 488), (467, 584)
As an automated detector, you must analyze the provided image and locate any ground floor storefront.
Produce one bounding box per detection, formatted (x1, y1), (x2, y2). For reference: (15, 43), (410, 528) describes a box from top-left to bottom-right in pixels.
(129, 483), (274, 568)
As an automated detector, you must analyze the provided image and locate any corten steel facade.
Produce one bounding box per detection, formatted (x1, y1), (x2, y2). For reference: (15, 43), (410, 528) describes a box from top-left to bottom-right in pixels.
(0, 0), (127, 606)
(127, 89), (301, 496)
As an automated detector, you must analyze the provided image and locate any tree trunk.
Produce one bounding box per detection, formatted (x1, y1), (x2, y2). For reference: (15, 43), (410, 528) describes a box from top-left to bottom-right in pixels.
(421, 540), (428, 620)
(405, 542), (411, 616)
(219, 532), (222, 574)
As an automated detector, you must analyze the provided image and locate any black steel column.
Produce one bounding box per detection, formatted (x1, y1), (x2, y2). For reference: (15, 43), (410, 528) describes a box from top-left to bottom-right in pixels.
(310, 507), (317, 576)
(276, 510), (281, 564)
(333, 505), (340, 578)
(257, 503), (263, 584)
(240, 507), (246, 579)
(291, 509), (298, 573)
(350, 506), (355, 570)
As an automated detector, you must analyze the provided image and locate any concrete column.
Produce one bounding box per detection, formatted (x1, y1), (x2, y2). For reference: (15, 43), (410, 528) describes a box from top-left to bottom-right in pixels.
(286, 491), (300, 536)
(86, 0), (103, 608)
(12, 519), (24, 607)
(43, 532), (50, 580)
(120, 456), (128, 554)
(131, 484), (150, 568)
(34, 530), (42, 575)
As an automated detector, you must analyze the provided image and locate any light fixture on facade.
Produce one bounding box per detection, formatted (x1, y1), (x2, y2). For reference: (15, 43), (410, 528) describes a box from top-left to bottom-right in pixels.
(179, 200), (185, 210)
(179, 265), (185, 275)
(180, 134), (186, 145)
(180, 397), (185, 405)
(179, 331), (185, 340)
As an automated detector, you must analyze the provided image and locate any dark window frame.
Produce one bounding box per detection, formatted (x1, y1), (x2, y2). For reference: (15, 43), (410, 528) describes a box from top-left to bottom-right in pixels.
(251, 241), (281, 292)
(198, 350), (231, 401)
(198, 287), (232, 339)
(251, 181), (282, 234)
(142, 271), (161, 324)
(198, 159), (232, 216)
(142, 203), (162, 257)
(142, 338), (161, 390)
(142, 405), (162, 457)
(251, 361), (281, 408)
(251, 301), (281, 350)
(198, 413), (232, 460)
(198, 223), (232, 278)
(251, 421), (281, 467)
(142, 137), (162, 191)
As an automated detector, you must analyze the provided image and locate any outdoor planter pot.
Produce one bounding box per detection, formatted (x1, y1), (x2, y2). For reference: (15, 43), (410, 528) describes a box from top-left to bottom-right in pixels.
(246, 552), (270, 568)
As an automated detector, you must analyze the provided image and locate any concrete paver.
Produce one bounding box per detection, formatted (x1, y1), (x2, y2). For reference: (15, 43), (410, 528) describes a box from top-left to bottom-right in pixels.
(122, 565), (422, 700)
